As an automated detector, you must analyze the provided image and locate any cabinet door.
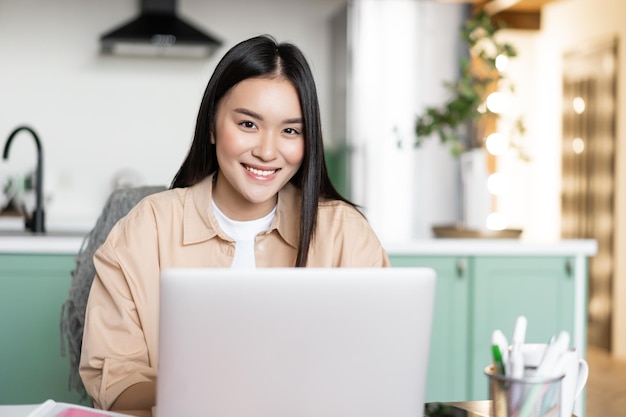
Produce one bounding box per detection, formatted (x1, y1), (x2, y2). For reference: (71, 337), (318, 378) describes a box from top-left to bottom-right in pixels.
(389, 256), (470, 402)
(0, 254), (87, 405)
(469, 256), (575, 400)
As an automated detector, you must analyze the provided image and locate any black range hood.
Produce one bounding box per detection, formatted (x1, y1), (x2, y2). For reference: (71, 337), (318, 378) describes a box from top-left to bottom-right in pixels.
(100, 0), (222, 58)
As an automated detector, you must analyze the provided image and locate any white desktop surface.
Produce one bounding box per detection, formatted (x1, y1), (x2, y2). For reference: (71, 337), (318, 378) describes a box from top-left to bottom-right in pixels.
(0, 403), (132, 417)
(0, 405), (37, 417)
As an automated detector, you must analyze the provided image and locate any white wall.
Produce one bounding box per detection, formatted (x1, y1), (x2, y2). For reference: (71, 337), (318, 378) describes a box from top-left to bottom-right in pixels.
(0, 0), (344, 228)
(347, 0), (465, 244)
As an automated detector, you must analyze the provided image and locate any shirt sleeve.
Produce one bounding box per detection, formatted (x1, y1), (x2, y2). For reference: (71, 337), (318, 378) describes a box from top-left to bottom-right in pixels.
(79, 202), (160, 410)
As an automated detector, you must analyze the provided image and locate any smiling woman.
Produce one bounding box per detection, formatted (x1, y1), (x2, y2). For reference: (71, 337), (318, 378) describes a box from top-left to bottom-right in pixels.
(79, 34), (390, 417)
(211, 77), (305, 221)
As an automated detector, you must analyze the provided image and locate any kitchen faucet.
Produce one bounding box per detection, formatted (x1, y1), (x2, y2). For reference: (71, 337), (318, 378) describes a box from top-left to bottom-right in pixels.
(2, 125), (45, 233)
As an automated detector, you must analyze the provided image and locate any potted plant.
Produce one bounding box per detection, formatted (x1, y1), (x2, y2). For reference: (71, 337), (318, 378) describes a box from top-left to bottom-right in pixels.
(413, 10), (527, 159)
(413, 10), (528, 235)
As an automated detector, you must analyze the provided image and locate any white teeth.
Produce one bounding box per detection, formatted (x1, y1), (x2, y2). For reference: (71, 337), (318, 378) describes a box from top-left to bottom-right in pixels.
(246, 166), (276, 176)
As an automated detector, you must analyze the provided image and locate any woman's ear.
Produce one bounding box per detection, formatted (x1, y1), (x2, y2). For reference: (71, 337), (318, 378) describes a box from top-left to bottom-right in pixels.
(210, 134), (216, 145)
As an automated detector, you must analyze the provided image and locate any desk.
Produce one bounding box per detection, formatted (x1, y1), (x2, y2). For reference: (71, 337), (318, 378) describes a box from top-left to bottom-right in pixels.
(0, 405), (35, 417)
(0, 403), (485, 417)
(0, 402), (575, 417)
(1, 402), (487, 417)
(446, 400), (492, 416)
(0, 403), (130, 417)
(446, 401), (577, 417)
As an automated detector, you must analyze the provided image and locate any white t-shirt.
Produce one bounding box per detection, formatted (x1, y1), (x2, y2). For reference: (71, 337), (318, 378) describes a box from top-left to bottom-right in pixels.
(212, 200), (276, 269)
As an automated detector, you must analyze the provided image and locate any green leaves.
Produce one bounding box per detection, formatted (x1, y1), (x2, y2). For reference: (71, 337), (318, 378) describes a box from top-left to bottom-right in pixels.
(413, 11), (523, 157)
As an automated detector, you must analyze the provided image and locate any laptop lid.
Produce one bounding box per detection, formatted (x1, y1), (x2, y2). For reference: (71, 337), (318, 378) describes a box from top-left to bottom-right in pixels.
(156, 267), (436, 417)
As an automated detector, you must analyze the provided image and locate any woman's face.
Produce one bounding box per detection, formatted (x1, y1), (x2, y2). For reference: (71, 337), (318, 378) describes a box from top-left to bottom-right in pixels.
(212, 77), (305, 221)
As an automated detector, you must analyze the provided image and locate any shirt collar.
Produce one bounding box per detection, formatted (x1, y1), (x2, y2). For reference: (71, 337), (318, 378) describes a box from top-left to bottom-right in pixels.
(183, 175), (219, 245)
(182, 174), (300, 249)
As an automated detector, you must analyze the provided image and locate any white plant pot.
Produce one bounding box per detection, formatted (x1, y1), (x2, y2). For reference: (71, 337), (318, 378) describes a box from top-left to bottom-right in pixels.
(460, 148), (491, 231)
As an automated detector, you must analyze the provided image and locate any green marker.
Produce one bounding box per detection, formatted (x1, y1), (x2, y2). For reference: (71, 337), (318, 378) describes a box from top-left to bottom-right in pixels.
(492, 344), (506, 375)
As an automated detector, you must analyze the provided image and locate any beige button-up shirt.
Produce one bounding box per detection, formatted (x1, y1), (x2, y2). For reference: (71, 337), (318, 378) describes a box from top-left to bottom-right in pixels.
(80, 175), (390, 410)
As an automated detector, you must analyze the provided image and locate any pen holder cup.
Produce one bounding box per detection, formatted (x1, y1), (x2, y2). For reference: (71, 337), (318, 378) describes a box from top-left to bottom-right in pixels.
(485, 365), (564, 417)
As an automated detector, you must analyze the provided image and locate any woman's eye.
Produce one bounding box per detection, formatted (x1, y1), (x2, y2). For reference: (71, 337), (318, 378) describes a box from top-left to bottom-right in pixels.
(239, 121), (256, 129)
(283, 127), (301, 135)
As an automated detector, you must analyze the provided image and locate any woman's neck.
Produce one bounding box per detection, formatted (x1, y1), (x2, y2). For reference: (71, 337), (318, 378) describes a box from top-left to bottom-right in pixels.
(211, 176), (277, 221)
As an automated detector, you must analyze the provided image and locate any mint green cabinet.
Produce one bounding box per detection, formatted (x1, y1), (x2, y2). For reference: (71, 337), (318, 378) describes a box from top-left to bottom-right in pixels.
(389, 254), (580, 406)
(470, 256), (576, 399)
(389, 255), (470, 402)
(0, 254), (86, 405)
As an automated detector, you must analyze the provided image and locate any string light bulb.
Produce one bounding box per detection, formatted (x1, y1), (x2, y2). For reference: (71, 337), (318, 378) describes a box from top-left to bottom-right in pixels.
(485, 132), (508, 155)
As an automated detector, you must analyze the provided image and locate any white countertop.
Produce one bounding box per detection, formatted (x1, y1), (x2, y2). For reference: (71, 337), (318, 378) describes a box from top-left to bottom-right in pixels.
(0, 233), (86, 254)
(0, 230), (598, 257)
(0, 215), (91, 254)
(385, 238), (598, 256)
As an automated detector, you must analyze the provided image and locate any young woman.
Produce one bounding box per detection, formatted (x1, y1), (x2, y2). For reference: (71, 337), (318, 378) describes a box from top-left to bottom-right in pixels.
(79, 35), (389, 416)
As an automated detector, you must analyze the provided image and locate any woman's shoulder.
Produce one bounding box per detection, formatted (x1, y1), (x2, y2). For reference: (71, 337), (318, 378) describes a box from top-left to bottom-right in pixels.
(314, 198), (389, 267)
(100, 187), (188, 247)
(108, 187), (186, 231)
(131, 186), (185, 210)
(317, 198), (367, 223)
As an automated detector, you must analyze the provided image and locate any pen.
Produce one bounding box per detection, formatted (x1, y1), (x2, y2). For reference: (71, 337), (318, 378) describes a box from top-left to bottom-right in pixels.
(512, 316), (527, 348)
(536, 330), (570, 376)
(509, 315), (526, 378)
(492, 344), (506, 375)
(509, 316), (526, 413)
(491, 329), (509, 375)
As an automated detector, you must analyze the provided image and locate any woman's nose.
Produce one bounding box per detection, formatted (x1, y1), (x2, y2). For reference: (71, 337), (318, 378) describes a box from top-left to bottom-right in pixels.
(252, 132), (278, 161)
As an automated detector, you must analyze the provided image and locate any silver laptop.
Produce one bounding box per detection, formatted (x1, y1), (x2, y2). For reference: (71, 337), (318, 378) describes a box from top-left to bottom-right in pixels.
(156, 267), (436, 417)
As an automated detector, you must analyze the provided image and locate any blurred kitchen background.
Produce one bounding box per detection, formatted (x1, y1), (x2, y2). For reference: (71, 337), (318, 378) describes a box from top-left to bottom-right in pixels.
(1, 0), (626, 360)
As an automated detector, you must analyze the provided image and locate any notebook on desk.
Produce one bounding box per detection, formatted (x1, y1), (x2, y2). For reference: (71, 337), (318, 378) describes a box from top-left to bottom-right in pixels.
(155, 267), (437, 417)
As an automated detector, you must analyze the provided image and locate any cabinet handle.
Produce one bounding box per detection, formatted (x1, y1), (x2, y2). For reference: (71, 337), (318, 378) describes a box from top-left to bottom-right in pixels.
(565, 259), (573, 277)
(456, 258), (466, 278)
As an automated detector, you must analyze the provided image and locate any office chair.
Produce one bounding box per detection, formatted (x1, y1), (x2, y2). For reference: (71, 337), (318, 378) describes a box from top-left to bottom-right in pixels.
(59, 185), (166, 399)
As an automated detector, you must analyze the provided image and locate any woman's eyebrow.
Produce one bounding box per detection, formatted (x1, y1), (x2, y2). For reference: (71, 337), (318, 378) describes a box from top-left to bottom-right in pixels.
(234, 108), (263, 120)
(235, 108), (303, 125)
(233, 108), (263, 120)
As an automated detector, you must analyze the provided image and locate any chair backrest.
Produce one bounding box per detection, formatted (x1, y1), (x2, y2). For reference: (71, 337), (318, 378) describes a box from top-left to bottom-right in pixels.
(59, 185), (167, 398)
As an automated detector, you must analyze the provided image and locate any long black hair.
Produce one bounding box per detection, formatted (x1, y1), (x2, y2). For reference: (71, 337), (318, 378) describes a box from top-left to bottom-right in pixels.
(171, 34), (353, 267)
